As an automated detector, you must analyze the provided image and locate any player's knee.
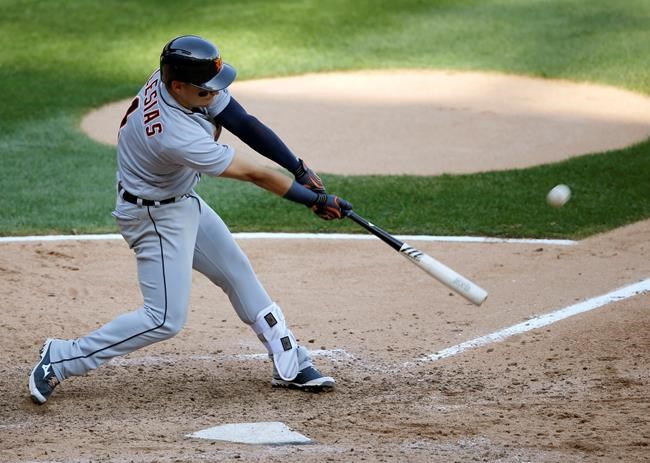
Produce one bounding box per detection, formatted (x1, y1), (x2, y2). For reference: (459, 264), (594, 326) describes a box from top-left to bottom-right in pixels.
(145, 305), (187, 338)
(162, 310), (187, 337)
(158, 318), (184, 338)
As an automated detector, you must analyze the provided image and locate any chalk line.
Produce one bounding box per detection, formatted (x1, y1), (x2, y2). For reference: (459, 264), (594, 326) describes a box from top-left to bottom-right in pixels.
(107, 348), (353, 367)
(0, 232), (576, 245)
(409, 278), (650, 365)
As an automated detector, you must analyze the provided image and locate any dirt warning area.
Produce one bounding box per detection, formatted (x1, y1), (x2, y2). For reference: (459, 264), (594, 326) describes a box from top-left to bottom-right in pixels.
(1, 71), (649, 462)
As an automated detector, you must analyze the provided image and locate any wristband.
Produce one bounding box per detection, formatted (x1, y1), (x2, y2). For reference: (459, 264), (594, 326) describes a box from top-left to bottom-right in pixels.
(283, 181), (320, 206)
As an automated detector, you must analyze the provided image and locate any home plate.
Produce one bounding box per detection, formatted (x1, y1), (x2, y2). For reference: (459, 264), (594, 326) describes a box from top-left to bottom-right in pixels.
(186, 421), (313, 445)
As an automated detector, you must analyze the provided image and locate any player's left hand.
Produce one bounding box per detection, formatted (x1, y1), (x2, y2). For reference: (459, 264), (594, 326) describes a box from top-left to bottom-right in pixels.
(294, 159), (325, 194)
(311, 194), (352, 220)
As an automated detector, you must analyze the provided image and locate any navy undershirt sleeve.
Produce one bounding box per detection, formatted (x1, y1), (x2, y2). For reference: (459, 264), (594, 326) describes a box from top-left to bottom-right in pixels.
(214, 97), (300, 172)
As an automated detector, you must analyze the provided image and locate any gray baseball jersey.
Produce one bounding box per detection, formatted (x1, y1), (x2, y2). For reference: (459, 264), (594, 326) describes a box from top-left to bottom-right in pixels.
(117, 70), (233, 199)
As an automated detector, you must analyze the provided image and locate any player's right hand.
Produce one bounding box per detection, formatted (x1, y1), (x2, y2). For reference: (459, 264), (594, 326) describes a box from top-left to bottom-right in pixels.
(311, 194), (352, 220)
(294, 158), (326, 194)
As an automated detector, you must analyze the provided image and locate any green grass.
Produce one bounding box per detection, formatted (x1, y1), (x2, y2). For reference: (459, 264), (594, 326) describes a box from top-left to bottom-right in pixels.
(198, 141), (650, 239)
(1, 0), (649, 238)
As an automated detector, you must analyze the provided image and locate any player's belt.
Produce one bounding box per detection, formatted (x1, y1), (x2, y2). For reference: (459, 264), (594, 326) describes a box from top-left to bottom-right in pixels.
(118, 182), (180, 207)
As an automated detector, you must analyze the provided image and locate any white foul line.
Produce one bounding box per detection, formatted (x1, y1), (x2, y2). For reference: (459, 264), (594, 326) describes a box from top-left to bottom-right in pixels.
(0, 232), (576, 246)
(411, 278), (650, 364)
(0, 233), (124, 242)
(106, 348), (354, 367)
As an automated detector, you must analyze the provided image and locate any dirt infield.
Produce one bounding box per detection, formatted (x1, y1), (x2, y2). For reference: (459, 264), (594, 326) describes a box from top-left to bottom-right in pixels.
(1, 222), (649, 462)
(2, 71), (649, 462)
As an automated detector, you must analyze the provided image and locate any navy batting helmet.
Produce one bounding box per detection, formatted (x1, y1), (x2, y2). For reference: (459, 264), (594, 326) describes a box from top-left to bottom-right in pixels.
(160, 35), (237, 91)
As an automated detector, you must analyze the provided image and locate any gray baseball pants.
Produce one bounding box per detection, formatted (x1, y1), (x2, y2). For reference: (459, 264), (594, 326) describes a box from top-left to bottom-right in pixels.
(48, 193), (311, 380)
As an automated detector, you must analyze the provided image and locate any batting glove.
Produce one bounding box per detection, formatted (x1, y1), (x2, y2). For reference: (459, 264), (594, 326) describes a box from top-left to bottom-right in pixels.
(311, 194), (352, 220)
(294, 158), (326, 194)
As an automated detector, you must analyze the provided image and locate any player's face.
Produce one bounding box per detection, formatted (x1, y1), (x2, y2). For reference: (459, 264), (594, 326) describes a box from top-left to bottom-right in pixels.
(172, 81), (219, 109)
(192, 85), (219, 101)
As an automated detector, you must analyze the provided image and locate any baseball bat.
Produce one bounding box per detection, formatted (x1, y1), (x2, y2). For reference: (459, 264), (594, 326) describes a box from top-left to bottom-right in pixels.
(346, 211), (488, 306)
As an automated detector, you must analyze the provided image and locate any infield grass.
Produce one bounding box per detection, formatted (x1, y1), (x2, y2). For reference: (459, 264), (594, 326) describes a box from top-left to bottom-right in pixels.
(1, 0), (649, 237)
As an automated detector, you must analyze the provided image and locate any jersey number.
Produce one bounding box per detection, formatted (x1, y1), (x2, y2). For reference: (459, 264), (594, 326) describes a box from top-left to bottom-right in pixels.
(120, 97), (139, 129)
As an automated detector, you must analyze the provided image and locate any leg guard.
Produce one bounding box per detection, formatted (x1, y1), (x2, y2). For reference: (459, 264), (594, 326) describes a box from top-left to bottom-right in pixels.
(250, 303), (300, 381)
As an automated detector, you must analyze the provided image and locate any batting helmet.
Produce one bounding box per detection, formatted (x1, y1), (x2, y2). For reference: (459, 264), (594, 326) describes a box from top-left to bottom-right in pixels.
(160, 35), (237, 91)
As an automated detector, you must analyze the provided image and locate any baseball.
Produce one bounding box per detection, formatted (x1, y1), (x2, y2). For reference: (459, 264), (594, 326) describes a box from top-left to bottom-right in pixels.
(546, 184), (571, 208)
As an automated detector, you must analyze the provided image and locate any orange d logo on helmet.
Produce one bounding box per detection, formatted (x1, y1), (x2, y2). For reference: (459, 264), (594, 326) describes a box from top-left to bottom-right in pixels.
(214, 56), (223, 73)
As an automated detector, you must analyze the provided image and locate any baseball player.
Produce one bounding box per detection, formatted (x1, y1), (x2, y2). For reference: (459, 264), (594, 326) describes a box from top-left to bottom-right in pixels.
(29, 35), (352, 404)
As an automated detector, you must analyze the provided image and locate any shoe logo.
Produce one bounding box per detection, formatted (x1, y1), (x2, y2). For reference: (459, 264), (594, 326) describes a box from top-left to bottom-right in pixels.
(41, 363), (52, 377)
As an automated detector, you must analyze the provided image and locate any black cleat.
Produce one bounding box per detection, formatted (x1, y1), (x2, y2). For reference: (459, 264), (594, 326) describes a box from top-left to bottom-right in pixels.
(272, 366), (335, 392)
(29, 339), (60, 404)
